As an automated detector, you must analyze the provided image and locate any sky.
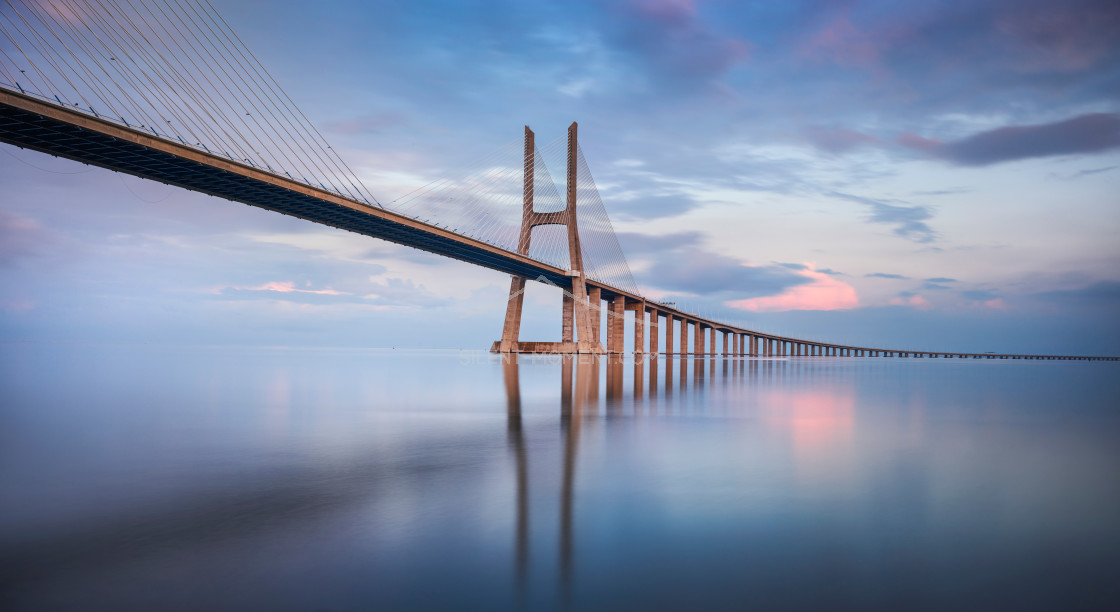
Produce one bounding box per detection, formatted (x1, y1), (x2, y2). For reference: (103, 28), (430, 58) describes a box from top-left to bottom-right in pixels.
(1, 0), (1119, 354)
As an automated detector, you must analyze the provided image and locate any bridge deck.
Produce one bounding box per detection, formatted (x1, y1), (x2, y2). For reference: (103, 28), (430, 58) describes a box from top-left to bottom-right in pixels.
(0, 88), (577, 289)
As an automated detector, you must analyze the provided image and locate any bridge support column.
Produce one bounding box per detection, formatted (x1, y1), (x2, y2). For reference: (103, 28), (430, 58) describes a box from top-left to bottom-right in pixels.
(649, 310), (658, 355)
(562, 293), (575, 343)
(665, 316), (675, 355)
(697, 325), (706, 356)
(588, 287), (601, 348)
(499, 276), (527, 353)
(682, 320), (690, 356)
(709, 327), (717, 356)
(634, 302), (646, 355)
(607, 296), (625, 354)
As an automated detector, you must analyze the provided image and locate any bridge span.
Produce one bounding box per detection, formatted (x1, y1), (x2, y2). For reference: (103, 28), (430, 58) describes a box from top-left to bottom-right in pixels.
(3, 88), (1114, 362)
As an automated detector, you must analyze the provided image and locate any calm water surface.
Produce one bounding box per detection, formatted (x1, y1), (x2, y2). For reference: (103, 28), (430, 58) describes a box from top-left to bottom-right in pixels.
(2, 345), (1119, 611)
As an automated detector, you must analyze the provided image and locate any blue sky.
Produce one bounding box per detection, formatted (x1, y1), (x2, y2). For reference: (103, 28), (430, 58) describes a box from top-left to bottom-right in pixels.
(1, 0), (1118, 353)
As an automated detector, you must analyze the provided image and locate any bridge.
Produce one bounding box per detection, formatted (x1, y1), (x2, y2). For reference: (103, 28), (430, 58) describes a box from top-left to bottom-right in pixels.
(0, 0), (1114, 362)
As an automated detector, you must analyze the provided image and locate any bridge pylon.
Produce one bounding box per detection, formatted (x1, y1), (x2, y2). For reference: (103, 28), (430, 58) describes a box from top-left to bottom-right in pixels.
(493, 123), (604, 354)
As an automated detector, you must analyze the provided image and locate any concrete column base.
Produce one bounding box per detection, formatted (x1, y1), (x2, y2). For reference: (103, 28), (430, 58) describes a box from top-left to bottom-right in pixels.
(491, 341), (605, 354)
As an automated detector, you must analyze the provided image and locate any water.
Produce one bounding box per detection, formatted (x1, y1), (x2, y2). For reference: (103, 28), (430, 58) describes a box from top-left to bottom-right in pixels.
(2, 345), (1119, 611)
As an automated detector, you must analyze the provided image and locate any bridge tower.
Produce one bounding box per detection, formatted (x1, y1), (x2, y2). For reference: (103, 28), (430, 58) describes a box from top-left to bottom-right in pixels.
(495, 123), (604, 354)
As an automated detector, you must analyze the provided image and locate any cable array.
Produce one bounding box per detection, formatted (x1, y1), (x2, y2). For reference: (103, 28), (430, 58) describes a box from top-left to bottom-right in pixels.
(388, 134), (577, 271)
(572, 145), (640, 295)
(0, 0), (378, 205)
(0, 0), (655, 316)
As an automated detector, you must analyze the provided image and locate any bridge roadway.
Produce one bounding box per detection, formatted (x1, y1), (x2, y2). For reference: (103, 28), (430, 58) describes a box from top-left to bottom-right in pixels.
(2, 87), (1115, 362)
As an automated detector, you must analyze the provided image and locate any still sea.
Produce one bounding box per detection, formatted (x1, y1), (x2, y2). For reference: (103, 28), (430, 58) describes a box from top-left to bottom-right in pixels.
(2, 345), (1119, 610)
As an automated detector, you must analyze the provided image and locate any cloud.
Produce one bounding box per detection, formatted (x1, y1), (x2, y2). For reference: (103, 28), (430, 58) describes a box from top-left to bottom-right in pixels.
(619, 229), (806, 298)
(613, 0), (751, 89)
(899, 113), (1120, 166)
(797, 0), (1120, 81)
(922, 277), (956, 291)
(888, 293), (932, 309)
(829, 192), (936, 243)
(616, 230), (703, 254)
(647, 247), (807, 296)
(867, 201), (935, 242)
(798, 9), (892, 72)
(910, 188), (972, 197)
(804, 127), (882, 154)
(866, 272), (910, 280)
(363, 277), (450, 307)
(211, 281), (359, 305)
(995, 0), (1120, 72)
(208, 277), (448, 308)
(1052, 165), (1117, 180)
(728, 265), (859, 312)
(609, 193), (704, 219)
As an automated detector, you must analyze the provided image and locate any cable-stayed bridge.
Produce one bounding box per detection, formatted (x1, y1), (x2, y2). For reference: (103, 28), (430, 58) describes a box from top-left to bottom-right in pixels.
(0, 0), (1113, 361)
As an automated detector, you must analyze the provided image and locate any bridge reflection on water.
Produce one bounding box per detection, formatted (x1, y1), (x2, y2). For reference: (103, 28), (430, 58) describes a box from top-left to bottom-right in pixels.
(501, 353), (855, 604)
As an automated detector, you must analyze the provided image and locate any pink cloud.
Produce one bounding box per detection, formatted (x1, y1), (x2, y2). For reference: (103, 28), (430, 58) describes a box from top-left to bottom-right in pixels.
(728, 265), (859, 312)
(888, 294), (932, 309)
(896, 131), (942, 153)
(209, 281), (343, 296)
